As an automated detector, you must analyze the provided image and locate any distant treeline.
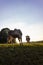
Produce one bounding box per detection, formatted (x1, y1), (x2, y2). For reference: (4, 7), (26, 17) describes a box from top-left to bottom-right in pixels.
(31, 40), (43, 43)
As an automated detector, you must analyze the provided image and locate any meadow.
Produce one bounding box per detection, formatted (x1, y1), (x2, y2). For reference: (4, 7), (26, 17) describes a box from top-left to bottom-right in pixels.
(0, 42), (43, 65)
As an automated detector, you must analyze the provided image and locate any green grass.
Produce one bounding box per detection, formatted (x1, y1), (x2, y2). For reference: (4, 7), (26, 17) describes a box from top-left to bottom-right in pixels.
(0, 42), (43, 65)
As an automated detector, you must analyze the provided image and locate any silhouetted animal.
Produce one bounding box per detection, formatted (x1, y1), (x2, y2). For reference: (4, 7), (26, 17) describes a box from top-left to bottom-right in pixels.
(7, 29), (22, 43)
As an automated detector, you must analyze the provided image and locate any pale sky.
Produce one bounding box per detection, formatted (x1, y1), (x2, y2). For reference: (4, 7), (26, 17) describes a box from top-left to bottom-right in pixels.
(0, 0), (43, 42)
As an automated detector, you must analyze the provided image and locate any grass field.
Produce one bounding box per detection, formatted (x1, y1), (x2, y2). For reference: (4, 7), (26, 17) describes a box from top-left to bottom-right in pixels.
(0, 42), (43, 65)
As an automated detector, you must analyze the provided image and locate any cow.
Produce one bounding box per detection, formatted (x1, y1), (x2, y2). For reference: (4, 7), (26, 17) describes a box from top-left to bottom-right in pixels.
(7, 29), (22, 43)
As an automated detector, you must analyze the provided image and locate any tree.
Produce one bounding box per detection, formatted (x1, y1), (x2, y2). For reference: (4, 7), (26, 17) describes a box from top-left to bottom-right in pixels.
(0, 28), (10, 43)
(26, 35), (30, 43)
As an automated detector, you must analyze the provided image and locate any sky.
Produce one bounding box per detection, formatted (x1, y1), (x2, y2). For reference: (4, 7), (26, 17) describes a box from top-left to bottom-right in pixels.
(0, 0), (43, 42)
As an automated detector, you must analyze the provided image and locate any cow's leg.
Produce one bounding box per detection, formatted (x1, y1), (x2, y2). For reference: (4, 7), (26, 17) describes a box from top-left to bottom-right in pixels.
(7, 35), (13, 44)
(18, 38), (23, 45)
